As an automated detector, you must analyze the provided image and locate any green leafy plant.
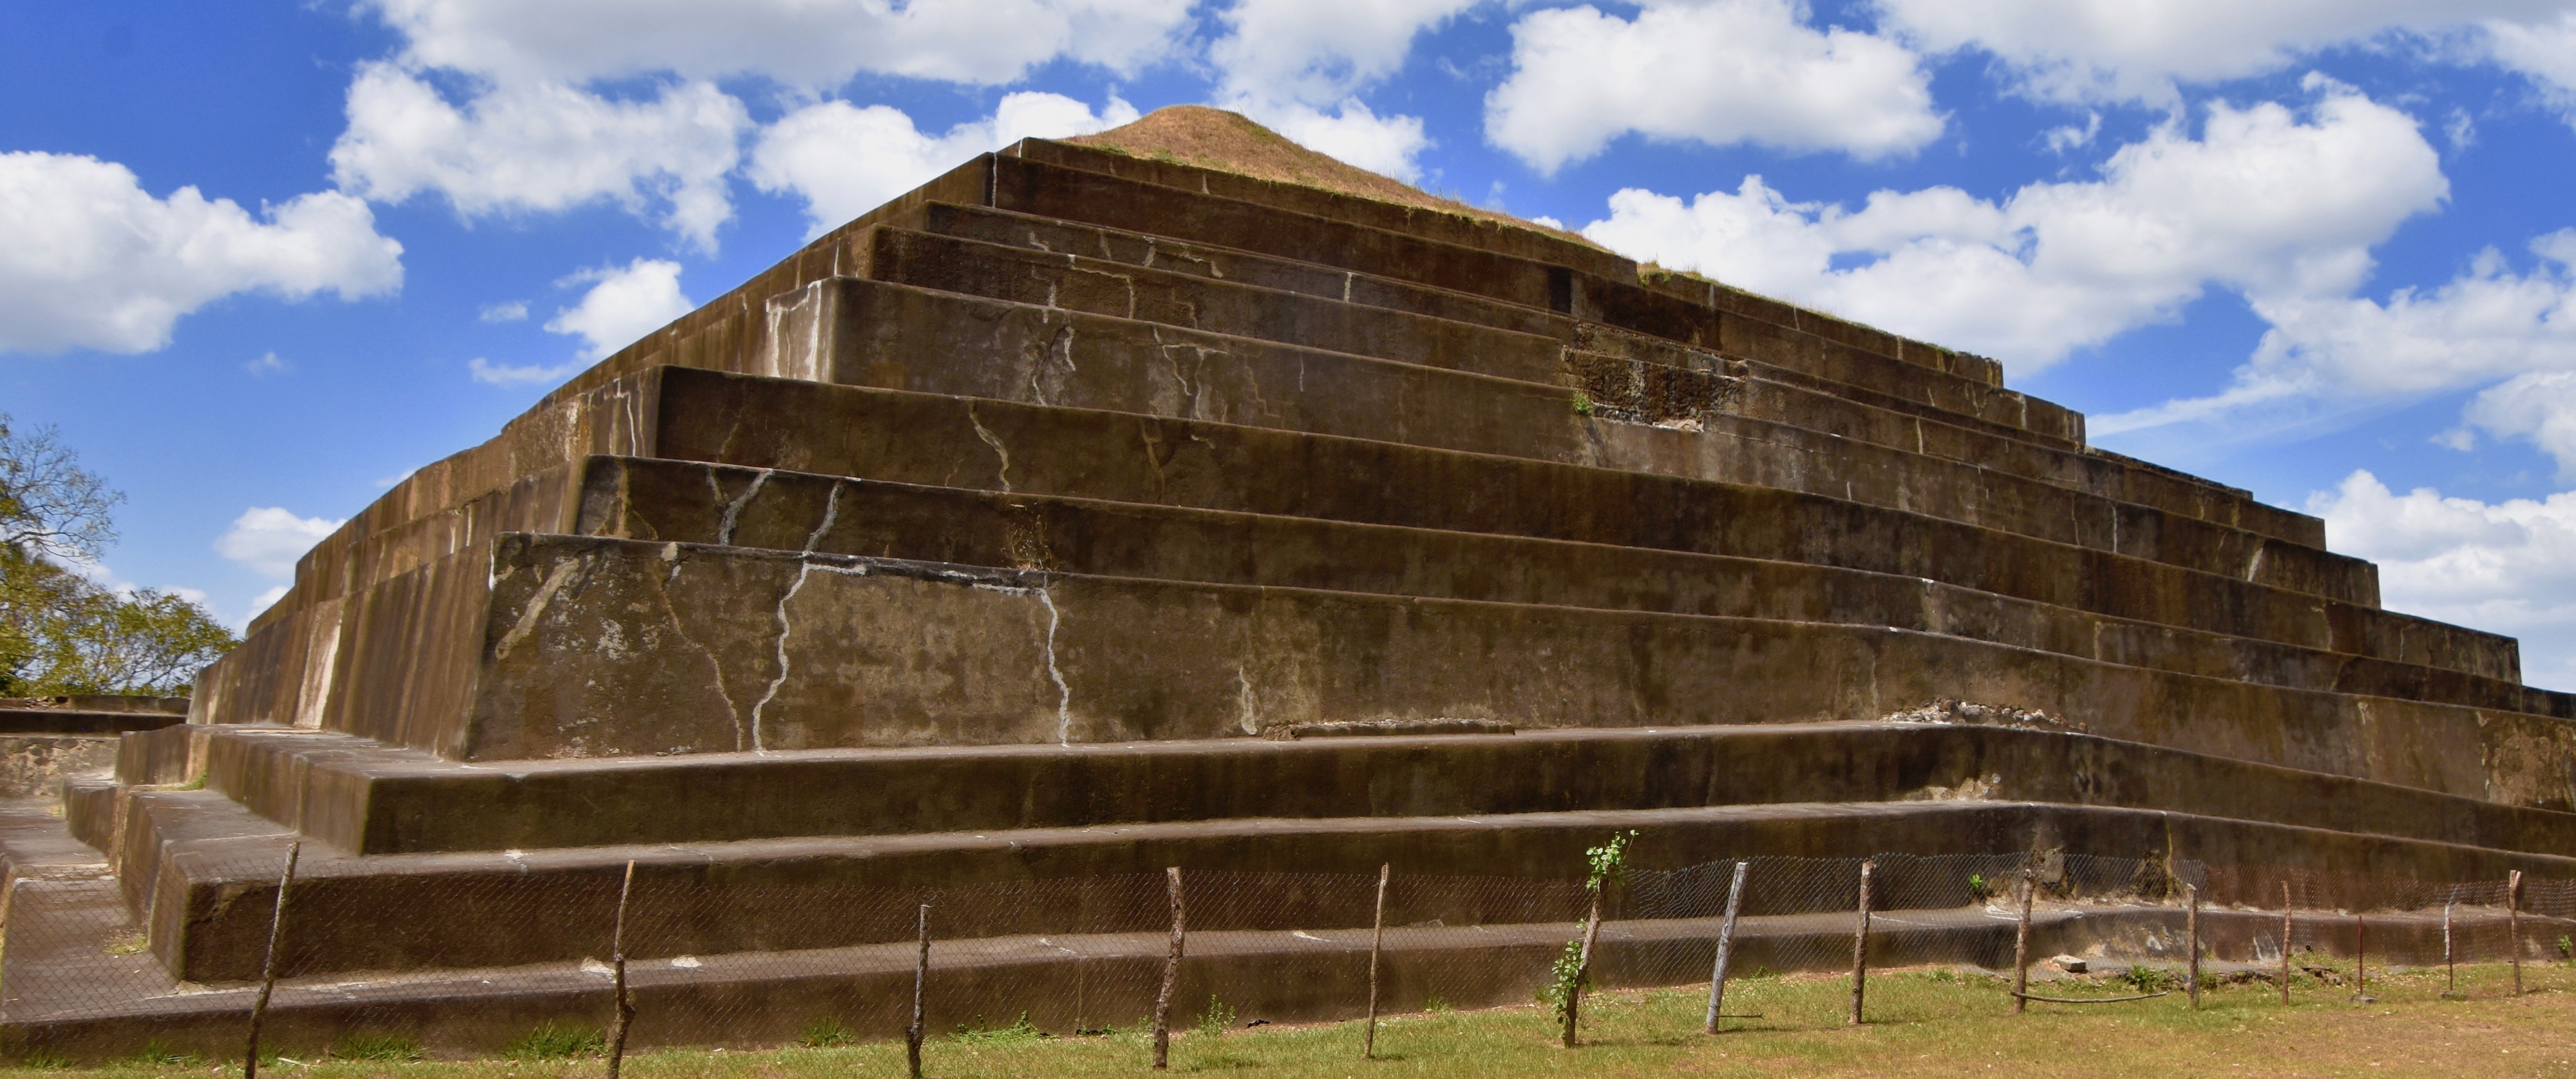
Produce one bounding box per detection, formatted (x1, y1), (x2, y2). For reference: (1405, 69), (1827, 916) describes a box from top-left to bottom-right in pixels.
(1196, 996), (1236, 1039)
(3, 414), (235, 696)
(1543, 830), (1637, 1022)
(2117, 966), (2172, 993)
(1967, 873), (1987, 900)
(950, 1013), (1045, 1046)
(506, 1022), (604, 1060)
(1570, 391), (1595, 417)
(2559, 935), (2573, 962)
(1423, 992), (1451, 1014)
(331, 1033), (421, 1062)
(799, 1017), (851, 1048)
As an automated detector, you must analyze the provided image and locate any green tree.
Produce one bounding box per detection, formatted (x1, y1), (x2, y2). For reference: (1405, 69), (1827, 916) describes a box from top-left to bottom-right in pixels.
(0, 414), (235, 696)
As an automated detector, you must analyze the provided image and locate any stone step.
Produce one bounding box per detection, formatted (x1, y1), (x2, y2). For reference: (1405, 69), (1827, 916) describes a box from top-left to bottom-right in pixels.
(908, 170), (2070, 438)
(581, 456), (2532, 695)
(174, 720), (2576, 859)
(904, 202), (2042, 441)
(876, 210), (2320, 548)
(860, 224), (2318, 553)
(641, 368), (2410, 627)
(437, 533), (2559, 794)
(1010, 137), (1642, 284)
(109, 782), (2576, 984)
(795, 272), (2363, 593)
(1003, 139), (2012, 392)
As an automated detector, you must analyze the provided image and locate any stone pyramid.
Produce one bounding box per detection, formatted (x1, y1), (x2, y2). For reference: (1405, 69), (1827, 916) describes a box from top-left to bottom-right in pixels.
(15, 107), (2576, 1055)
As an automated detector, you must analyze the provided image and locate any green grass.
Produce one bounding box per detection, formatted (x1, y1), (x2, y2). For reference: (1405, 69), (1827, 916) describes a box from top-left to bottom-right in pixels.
(9, 961), (2575, 1078)
(502, 1023), (602, 1061)
(328, 1035), (420, 1062)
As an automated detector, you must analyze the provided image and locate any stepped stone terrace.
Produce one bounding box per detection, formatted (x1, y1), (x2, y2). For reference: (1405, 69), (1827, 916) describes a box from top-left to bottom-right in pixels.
(10, 107), (2576, 1058)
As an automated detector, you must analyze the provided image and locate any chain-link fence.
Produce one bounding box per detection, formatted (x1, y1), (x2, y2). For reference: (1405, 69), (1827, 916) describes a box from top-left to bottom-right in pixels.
(10, 847), (2573, 1063)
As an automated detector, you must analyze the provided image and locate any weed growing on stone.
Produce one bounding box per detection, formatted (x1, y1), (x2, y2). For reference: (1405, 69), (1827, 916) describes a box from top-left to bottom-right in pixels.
(795, 1018), (849, 1049)
(948, 1013), (1043, 1046)
(1195, 997), (1235, 1039)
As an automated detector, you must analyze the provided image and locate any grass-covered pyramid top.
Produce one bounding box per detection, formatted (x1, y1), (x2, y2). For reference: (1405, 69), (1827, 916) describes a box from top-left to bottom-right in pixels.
(1065, 106), (1601, 250)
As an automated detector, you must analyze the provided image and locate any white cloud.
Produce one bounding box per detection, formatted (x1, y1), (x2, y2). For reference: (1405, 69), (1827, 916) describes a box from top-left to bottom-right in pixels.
(1872, 0), (2568, 105)
(1580, 80), (2445, 374)
(245, 352), (289, 376)
(329, 63), (750, 249)
(1486, 0), (1942, 173)
(468, 356), (583, 386)
(0, 152), (402, 356)
(2103, 229), (2576, 435)
(1210, 0), (1479, 106)
(2310, 470), (2576, 689)
(2472, 379), (2576, 479)
(1197, 0), (1466, 184)
(1224, 97), (1432, 181)
(479, 300), (528, 322)
(359, 0), (1195, 87)
(2485, 12), (2576, 124)
(249, 584), (292, 623)
(750, 91), (1137, 235)
(544, 258), (694, 360)
(216, 508), (345, 580)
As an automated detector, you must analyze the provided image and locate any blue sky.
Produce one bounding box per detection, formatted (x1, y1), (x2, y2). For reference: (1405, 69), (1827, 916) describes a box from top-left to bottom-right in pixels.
(8, 1), (2576, 682)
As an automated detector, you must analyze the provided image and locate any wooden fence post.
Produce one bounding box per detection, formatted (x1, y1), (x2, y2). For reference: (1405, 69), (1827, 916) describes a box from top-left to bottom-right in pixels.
(2184, 883), (2201, 1011)
(2443, 898), (2456, 998)
(2279, 881), (2293, 1006)
(1848, 861), (1873, 1027)
(1153, 868), (1185, 1070)
(1365, 863), (1388, 1060)
(2012, 870), (2032, 1016)
(2510, 869), (2525, 997)
(242, 841), (300, 1079)
(2354, 913), (2368, 1000)
(607, 860), (636, 1079)
(909, 903), (930, 1079)
(1703, 861), (1747, 1035)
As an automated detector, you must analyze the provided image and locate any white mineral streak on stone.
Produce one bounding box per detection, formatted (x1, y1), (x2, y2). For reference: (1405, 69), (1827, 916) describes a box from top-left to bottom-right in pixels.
(2244, 544), (2266, 583)
(715, 469), (772, 546)
(804, 482), (843, 553)
(803, 283), (826, 381)
(493, 559), (583, 662)
(1036, 585), (1073, 745)
(1235, 665), (1258, 735)
(744, 497), (856, 754)
(965, 403), (1016, 493)
(748, 559), (822, 754)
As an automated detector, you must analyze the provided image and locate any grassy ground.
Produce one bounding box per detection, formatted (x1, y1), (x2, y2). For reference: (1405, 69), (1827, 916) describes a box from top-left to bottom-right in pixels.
(30, 960), (2576, 1078)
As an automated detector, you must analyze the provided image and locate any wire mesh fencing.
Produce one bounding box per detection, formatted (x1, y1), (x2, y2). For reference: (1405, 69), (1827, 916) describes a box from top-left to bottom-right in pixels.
(11, 846), (2576, 1065)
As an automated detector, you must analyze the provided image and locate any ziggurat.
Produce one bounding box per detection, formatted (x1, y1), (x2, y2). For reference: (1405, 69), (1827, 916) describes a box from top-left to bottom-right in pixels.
(12, 108), (2576, 1056)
